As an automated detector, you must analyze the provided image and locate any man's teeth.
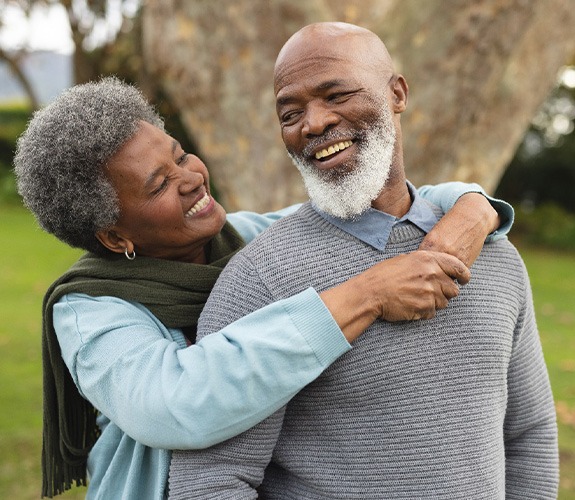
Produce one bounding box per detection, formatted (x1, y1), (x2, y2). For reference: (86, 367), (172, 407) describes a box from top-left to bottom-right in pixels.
(186, 194), (210, 216)
(315, 140), (353, 160)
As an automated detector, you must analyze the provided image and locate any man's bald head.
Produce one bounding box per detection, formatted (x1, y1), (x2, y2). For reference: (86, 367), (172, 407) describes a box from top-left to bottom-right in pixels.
(274, 22), (394, 93)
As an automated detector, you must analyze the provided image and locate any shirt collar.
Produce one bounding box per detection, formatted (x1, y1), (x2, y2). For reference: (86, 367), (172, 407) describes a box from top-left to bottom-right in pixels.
(312, 182), (439, 251)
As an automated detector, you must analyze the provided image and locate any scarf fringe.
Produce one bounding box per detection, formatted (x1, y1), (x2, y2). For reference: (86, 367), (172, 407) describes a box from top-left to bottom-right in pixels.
(40, 222), (245, 495)
(41, 335), (99, 497)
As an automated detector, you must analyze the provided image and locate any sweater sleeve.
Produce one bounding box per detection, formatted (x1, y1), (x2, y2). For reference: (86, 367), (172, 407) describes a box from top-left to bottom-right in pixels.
(503, 264), (559, 498)
(169, 252), (293, 498)
(53, 288), (349, 450)
(417, 181), (514, 241)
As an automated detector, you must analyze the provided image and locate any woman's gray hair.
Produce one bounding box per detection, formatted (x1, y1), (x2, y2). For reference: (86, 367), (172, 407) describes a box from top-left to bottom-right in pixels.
(13, 76), (164, 255)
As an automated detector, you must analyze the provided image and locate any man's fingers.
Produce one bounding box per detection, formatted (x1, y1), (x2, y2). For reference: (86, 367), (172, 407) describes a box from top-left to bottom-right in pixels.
(440, 277), (460, 301)
(434, 291), (450, 311)
(434, 253), (471, 285)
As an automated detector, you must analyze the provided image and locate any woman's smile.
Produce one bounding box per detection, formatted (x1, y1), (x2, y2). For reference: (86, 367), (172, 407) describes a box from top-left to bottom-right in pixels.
(185, 193), (213, 217)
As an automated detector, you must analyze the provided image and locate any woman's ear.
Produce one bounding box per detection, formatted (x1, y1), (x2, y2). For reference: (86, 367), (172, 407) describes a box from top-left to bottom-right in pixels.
(95, 228), (134, 256)
(391, 74), (408, 113)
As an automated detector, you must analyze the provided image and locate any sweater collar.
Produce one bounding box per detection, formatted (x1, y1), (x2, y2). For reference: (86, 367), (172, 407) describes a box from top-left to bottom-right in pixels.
(312, 182), (439, 251)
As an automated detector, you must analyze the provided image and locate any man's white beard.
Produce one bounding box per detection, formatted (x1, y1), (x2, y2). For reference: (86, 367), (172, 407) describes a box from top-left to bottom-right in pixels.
(288, 104), (396, 219)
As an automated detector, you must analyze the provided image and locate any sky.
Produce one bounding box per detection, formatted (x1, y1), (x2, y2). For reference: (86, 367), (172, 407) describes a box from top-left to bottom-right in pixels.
(0, 0), (138, 54)
(0, 3), (74, 54)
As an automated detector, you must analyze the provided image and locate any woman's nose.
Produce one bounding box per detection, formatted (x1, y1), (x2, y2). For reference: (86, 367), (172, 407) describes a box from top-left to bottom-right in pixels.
(179, 156), (205, 193)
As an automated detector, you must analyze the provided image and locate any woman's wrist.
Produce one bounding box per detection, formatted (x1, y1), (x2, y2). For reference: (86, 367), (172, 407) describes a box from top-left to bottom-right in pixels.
(319, 273), (380, 343)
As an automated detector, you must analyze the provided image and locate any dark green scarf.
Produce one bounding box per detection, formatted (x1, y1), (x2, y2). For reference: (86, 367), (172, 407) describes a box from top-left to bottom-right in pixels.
(41, 222), (244, 497)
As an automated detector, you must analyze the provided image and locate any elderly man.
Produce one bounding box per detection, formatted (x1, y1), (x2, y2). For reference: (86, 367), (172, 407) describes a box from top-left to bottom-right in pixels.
(169, 22), (558, 499)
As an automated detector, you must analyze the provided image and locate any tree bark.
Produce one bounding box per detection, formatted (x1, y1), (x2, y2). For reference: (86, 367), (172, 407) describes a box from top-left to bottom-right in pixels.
(143, 0), (575, 211)
(380, 0), (575, 192)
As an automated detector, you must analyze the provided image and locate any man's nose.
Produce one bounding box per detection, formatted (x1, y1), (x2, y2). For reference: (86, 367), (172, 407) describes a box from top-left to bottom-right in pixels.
(301, 103), (339, 137)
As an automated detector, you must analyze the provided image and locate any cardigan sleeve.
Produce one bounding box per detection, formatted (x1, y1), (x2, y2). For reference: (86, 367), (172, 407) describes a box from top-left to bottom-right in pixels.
(417, 181), (514, 241)
(227, 204), (301, 243)
(53, 289), (349, 450)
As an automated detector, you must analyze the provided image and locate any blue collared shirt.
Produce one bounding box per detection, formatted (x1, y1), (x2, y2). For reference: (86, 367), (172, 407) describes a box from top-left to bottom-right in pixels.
(312, 183), (439, 251)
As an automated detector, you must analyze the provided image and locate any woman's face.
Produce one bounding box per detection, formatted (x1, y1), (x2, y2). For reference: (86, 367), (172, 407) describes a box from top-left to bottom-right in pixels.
(100, 121), (227, 264)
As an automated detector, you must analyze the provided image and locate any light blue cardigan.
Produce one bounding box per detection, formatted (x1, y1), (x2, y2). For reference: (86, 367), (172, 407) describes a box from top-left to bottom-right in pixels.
(52, 183), (513, 499)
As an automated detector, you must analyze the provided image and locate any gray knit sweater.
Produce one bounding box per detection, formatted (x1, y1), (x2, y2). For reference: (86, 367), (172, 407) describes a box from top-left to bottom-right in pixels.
(169, 202), (558, 499)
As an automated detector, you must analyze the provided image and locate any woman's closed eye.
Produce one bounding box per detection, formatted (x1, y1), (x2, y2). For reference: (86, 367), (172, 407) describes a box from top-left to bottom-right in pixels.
(176, 152), (189, 165)
(152, 174), (174, 195)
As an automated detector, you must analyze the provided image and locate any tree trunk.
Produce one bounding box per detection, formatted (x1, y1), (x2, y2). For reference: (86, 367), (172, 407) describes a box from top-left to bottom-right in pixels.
(0, 48), (40, 110)
(143, 0), (575, 212)
(380, 0), (575, 193)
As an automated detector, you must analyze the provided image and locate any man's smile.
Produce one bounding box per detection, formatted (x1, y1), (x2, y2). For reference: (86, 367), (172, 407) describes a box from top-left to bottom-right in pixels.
(309, 139), (357, 171)
(314, 140), (354, 160)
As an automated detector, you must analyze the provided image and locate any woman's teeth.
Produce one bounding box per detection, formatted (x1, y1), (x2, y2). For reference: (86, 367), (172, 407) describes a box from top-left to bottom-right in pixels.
(315, 140), (353, 160)
(186, 194), (210, 216)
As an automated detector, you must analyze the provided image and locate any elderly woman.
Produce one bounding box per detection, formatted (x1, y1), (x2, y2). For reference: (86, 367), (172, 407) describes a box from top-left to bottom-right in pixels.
(14, 77), (511, 499)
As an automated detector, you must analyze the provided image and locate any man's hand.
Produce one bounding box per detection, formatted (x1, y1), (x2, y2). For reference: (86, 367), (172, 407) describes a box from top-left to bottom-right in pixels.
(365, 251), (471, 322)
(320, 251), (470, 343)
(419, 193), (500, 268)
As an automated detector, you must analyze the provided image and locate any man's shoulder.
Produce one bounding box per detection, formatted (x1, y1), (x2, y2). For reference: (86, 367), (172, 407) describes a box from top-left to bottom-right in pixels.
(483, 236), (522, 260)
(476, 236), (529, 282)
(238, 202), (318, 252)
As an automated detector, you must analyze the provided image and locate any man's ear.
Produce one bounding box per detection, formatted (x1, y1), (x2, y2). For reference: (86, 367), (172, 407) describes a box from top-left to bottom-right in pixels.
(391, 74), (408, 113)
(96, 228), (134, 256)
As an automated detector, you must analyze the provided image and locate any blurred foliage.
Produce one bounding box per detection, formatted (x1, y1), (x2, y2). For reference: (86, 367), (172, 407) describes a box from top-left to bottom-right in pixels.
(496, 67), (575, 215)
(509, 203), (575, 251)
(496, 130), (575, 215)
(0, 102), (31, 204)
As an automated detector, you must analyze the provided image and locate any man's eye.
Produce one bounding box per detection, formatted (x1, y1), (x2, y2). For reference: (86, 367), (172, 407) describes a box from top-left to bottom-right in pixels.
(328, 92), (351, 102)
(281, 111), (301, 125)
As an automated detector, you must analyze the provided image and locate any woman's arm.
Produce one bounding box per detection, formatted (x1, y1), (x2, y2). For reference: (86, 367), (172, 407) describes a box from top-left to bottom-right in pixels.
(418, 182), (514, 267)
(54, 290), (349, 450)
(417, 181), (514, 241)
(54, 244), (469, 451)
(51, 185), (499, 452)
(320, 250), (469, 340)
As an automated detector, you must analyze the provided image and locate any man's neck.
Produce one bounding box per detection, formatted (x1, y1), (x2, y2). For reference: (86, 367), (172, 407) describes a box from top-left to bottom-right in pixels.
(371, 176), (411, 218)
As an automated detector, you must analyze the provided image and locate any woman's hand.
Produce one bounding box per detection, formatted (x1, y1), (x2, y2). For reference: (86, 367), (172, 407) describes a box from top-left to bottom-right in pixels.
(419, 193), (500, 268)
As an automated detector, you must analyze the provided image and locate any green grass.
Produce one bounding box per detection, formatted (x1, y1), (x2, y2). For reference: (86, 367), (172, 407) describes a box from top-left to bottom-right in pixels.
(0, 205), (574, 498)
(0, 206), (83, 499)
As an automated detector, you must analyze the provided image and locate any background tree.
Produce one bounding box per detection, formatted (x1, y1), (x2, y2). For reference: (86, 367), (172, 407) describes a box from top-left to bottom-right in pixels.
(0, 0), (41, 109)
(143, 0), (575, 212)
(59, 0), (140, 84)
(0, 0), (140, 97)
